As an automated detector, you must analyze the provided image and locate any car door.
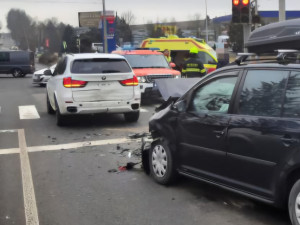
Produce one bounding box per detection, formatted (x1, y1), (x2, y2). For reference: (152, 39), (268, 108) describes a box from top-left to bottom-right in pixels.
(226, 69), (300, 199)
(177, 71), (241, 181)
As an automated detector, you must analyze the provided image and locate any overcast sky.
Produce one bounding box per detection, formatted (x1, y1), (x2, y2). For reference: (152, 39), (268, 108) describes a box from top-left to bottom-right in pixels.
(0, 0), (300, 32)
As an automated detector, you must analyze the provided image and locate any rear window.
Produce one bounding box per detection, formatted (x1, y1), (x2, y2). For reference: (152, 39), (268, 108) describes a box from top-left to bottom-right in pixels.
(71, 58), (131, 74)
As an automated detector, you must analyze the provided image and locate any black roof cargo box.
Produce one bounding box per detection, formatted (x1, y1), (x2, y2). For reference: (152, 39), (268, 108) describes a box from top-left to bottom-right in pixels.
(245, 18), (300, 54)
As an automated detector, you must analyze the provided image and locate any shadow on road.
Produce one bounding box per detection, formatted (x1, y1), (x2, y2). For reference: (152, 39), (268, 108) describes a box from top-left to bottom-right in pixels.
(169, 177), (290, 225)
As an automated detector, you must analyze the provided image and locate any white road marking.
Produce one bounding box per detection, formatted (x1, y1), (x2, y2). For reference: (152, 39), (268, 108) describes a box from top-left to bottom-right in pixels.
(0, 106), (1, 113)
(0, 148), (20, 155)
(19, 106), (40, 120)
(0, 129), (18, 133)
(27, 138), (133, 153)
(140, 108), (149, 113)
(0, 137), (139, 156)
(18, 129), (40, 225)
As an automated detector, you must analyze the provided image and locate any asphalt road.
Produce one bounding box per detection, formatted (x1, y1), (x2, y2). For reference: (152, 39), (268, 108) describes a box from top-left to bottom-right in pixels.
(0, 69), (292, 225)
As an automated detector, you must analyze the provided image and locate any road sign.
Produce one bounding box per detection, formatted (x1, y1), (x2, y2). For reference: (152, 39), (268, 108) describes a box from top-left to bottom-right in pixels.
(79, 11), (114, 28)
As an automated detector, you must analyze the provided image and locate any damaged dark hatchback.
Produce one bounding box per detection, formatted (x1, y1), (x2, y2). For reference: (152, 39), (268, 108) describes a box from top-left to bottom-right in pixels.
(145, 61), (300, 225)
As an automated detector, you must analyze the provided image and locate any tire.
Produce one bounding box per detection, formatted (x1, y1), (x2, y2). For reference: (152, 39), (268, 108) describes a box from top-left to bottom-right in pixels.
(11, 68), (23, 78)
(47, 94), (55, 115)
(289, 180), (300, 225)
(124, 111), (139, 122)
(55, 97), (65, 126)
(149, 140), (177, 185)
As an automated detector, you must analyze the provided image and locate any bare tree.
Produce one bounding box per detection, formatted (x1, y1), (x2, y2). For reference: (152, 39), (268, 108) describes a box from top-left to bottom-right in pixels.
(121, 11), (136, 25)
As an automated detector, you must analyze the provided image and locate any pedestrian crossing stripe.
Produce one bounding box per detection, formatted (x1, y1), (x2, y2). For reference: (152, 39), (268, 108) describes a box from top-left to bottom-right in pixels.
(19, 105), (40, 120)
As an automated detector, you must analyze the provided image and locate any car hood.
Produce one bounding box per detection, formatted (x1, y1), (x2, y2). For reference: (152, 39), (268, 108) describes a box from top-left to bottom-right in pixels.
(155, 78), (201, 101)
(133, 68), (180, 77)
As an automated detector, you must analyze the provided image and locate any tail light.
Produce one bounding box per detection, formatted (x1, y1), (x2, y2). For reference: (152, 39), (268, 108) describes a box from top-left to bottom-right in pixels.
(63, 77), (87, 88)
(120, 76), (139, 86)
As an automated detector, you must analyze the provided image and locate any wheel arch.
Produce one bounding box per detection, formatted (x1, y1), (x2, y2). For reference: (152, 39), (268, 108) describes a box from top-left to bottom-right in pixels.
(278, 166), (300, 208)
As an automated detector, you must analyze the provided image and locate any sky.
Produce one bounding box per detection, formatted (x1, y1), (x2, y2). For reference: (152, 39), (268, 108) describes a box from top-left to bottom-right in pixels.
(0, 0), (300, 32)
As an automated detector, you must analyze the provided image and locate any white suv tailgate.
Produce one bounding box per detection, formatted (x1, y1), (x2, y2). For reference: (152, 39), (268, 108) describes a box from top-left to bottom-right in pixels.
(70, 58), (134, 102)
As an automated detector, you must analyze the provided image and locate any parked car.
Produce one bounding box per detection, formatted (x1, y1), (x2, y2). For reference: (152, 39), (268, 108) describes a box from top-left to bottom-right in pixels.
(32, 64), (56, 87)
(144, 53), (300, 225)
(46, 53), (141, 126)
(112, 49), (181, 98)
(0, 50), (35, 77)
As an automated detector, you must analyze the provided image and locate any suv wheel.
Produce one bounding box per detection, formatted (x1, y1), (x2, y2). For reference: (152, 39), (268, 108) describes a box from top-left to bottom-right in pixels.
(55, 98), (65, 126)
(47, 94), (55, 115)
(149, 140), (177, 185)
(124, 111), (139, 122)
(12, 68), (23, 78)
(289, 180), (300, 225)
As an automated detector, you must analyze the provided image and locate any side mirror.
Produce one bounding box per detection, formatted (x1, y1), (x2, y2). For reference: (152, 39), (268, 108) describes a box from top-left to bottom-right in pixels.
(43, 69), (52, 76)
(173, 100), (186, 112)
(170, 62), (176, 68)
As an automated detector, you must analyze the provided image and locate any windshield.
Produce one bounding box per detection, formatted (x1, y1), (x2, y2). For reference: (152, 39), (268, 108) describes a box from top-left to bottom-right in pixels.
(124, 54), (170, 69)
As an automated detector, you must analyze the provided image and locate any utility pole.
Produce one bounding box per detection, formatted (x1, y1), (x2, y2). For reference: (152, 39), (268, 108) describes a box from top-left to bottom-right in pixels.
(279, 0), (286, 21)
(254, 0), (258, 29)
(205, 0), (208, 43)
(102, 0), (108, 53)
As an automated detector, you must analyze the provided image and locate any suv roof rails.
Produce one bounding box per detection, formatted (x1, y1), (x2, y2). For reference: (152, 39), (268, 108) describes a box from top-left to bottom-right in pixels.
(234, 49), (300, 65)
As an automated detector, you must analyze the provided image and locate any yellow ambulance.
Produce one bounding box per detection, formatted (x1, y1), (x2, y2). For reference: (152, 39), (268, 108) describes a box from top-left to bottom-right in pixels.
(141, 36), (218, 73)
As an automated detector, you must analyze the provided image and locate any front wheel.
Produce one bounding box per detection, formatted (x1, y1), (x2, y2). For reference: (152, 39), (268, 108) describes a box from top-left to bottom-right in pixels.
(149, 140), (177, 185)
(124, 111), (139, 122)
(289, 180), (300, 225)
(12, 68), (23, 78)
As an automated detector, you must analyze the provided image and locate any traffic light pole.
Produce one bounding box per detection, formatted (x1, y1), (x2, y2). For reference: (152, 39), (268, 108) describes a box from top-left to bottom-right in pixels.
(243, 0), (252, 53)
(243, 24), (251, 53)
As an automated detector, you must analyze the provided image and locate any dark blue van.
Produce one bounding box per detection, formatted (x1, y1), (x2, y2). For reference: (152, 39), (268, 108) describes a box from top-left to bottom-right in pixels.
(0, 51), (35, 77)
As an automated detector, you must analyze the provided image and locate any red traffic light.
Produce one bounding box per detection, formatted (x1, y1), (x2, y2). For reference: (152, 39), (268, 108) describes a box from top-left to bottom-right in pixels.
(233, 0), (239, 6)
(242, 0), (249, 5)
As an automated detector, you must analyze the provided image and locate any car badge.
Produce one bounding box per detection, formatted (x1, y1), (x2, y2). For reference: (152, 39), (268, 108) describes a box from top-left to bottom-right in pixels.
(102, 76), (106, 81)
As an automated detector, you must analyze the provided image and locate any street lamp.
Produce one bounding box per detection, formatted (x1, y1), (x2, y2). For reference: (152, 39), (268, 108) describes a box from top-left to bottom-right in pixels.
(102, 0), (108, 53)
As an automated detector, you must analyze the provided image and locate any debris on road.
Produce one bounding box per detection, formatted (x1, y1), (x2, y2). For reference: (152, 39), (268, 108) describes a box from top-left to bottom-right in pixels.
(118, 162), (140, 172)
(128, 132), (149, 139)
(107, 169), (118, 173)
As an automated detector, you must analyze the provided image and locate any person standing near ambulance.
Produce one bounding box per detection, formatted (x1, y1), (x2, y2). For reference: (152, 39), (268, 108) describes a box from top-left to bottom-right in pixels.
(163, 49), (171, 62)
(182, 47), (207, 78)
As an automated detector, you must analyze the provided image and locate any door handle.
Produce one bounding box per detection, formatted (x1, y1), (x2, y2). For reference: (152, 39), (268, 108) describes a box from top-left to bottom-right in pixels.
(213, 130), (225, 138)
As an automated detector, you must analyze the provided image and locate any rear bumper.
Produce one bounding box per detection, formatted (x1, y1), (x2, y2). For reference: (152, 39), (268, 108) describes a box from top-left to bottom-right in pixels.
(59, 99), (141, 115)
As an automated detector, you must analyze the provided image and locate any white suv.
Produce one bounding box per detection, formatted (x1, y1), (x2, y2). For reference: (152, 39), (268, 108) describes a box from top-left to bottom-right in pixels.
(46, 53), (141, 126)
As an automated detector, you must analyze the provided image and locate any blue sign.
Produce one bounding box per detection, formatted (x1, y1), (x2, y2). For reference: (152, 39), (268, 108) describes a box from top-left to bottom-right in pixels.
(102, 17), (116, 53)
